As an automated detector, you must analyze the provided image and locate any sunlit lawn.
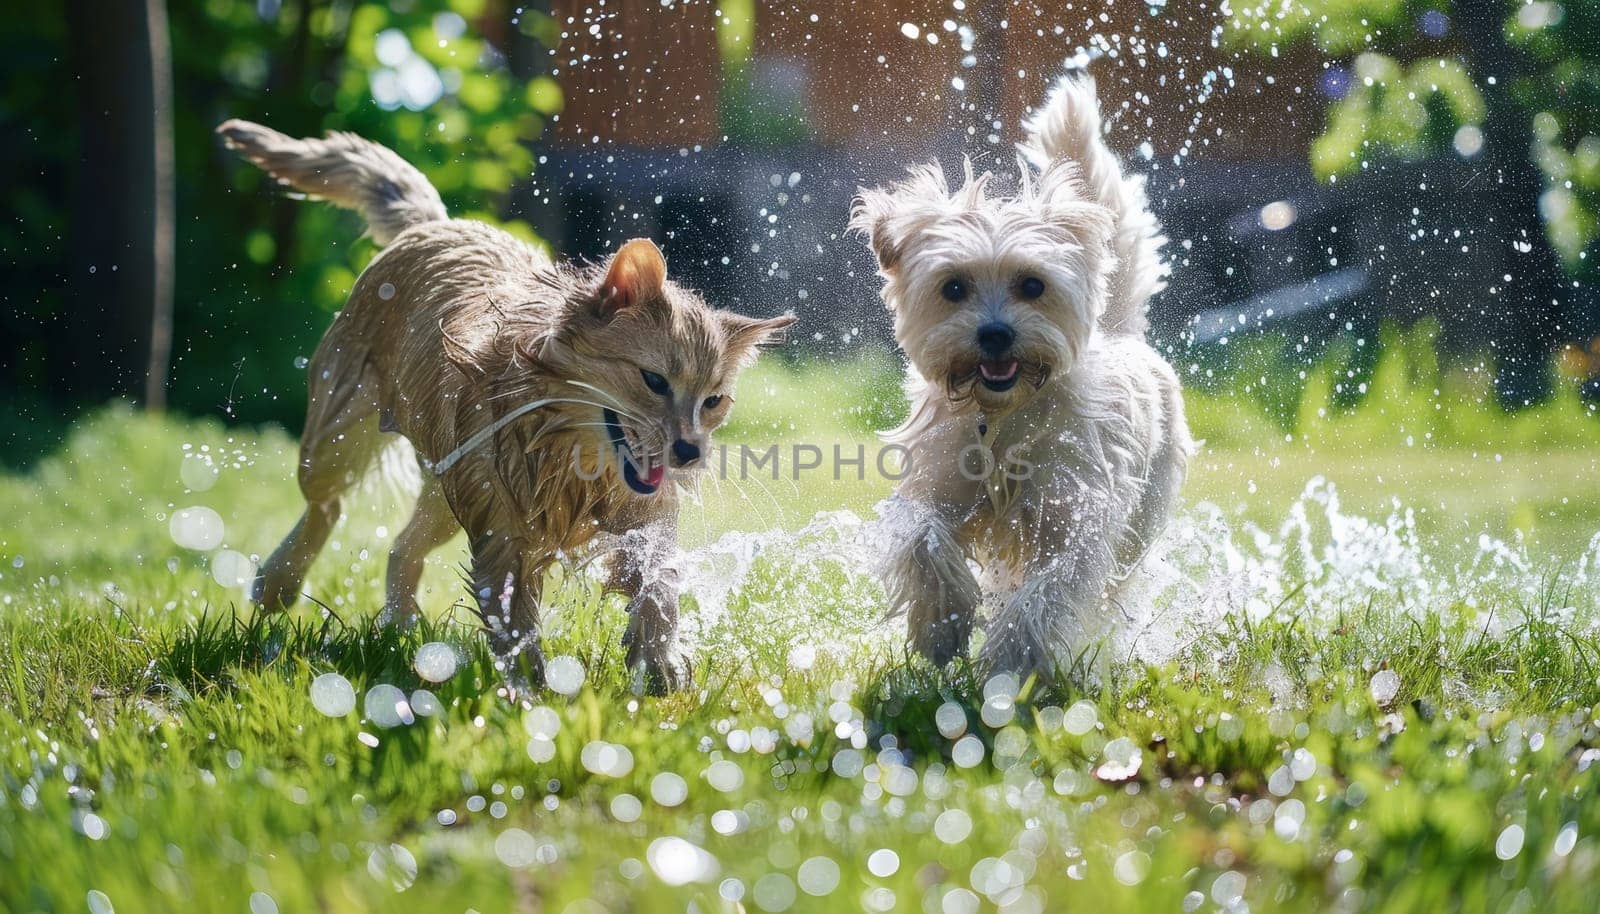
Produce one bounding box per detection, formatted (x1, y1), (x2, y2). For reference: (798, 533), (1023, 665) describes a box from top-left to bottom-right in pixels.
(4, 353), (1600, 913)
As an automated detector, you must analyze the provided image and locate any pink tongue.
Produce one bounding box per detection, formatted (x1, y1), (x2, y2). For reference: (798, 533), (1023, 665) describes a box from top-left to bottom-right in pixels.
(644, 463), (665, 487)
(981, 360), (1019, 381)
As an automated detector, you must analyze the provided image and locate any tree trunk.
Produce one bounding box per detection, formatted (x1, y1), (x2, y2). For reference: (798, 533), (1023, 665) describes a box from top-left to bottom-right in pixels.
(1455, 0), (1569, 407)
(146, 0), (175, 410)
(62, 0), (174, 409)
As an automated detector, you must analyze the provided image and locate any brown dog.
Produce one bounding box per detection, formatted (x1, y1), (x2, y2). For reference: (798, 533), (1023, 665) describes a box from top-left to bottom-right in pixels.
(219, 120), (792, 693)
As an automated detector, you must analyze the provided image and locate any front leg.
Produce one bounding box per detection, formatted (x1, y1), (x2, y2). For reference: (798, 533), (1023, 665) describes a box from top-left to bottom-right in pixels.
(878, 494), (981, 667)
(878, 414), (986, 668)
(604, 510), (689, 695)
(467, 529), (547, 696)
(979, 485), (1120, 683)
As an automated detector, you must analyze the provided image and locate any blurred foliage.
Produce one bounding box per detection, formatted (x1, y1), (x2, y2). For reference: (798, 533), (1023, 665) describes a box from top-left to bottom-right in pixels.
(1, 0), (557, 429)
(1185, 319), (1600, 450)
(1512, 3), (1600, 265)
(1224, 1), (1600, 277)
(715, 0), (812, 147)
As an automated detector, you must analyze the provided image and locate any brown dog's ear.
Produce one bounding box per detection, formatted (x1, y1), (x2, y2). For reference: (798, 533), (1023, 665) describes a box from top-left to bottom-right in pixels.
(597, 238), (667, 316)
(720, 312), (797, 367)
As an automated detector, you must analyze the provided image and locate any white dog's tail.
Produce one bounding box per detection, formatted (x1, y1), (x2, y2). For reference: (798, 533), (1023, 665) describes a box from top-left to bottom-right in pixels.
(217, 119), (448, 246)
(1022, 74), (1167, 337)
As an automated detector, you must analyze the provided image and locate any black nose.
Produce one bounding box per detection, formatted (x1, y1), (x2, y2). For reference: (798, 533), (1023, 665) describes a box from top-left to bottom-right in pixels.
(976, 322), (1015, 357)
(670, 439), (701, 467)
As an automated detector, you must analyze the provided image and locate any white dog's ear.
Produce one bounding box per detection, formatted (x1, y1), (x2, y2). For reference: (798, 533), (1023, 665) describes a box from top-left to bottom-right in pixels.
(850, 165), (952, 277)
(849, 187), (911, 274)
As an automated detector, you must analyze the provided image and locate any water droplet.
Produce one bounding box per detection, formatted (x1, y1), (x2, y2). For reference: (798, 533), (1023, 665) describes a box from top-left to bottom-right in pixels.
(1114, 850), (1150, 885)
(951, 735), (985, 768)
(367, 843), (417, 891)
(1289, 747), (1317, 780)
(935, 702), (967, 739)
(364, 684), (412, 728)
(378, 282), (397, 300)
(1555, 822), (1578, 856)
(523, 705), (560, 739)
(1094, 737), (1143, 781)
(169, 506), (225, 551)
(797, 856), (839, 895)
(546, 655), (585, 695)
(180, 453), (220, 491)
(933, 808), (972, 844)
(867, 848), (899, 877)
(87, 890), (115, 914)
(211, 549), (256, 588)
(941, 887), (980, 914)
(647, 837), (718, 885)
(1062, 700), (1098, 735)
(410, 689), (442, 717)
(754, 873), (797, 911)
(831, 748), (863, 777)
(1370, 669), (1401, 706)
(495, 828), (539, 867)
(309, 672), (356, 717)
(1496, 824), (1525, 860)
(706, 760), (743, 792)
(787, 643), (816, 670)
(651, 772), (688, 806)
(1211, 870), (1247, 906)
(248, 892), (279, 914)
(580, 740), (634, 777)
(413, 642), (458, 682)
(611, 793), (642, 822)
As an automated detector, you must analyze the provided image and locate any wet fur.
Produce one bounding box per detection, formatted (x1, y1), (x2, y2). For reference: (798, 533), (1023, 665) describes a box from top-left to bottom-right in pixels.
(220, 120), (790, 694)
(852, 74), (1193, 681)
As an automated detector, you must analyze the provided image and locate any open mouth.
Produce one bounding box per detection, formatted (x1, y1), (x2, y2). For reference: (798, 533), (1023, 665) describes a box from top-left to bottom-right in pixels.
(603, 408), (664, 495)
(978, 359), (1020, 392)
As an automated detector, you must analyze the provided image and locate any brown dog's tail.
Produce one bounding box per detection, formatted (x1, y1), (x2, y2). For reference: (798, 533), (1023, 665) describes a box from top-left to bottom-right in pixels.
(216, 119), (447, 246)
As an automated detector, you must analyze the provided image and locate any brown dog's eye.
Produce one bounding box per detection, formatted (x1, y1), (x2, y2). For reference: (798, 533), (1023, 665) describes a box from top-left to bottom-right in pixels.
(940, 278), (968, 302)
(641, 369), (671, 396)
(702, 395), (724, 410)
(1018, 276), (1045, 299)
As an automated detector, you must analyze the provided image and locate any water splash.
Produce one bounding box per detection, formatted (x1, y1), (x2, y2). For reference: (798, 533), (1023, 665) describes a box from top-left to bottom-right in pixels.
(657, 477), (1599, 674)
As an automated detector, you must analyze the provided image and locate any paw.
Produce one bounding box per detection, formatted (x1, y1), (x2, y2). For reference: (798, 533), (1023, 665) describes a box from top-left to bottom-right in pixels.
(976, 628), (1054, 686)
(249, 572), (297, 610)
(490, 636), (546, 700)
(627, 640), (693, 696)
(376, 600), (420, 630)
(911, 612), (974, 668)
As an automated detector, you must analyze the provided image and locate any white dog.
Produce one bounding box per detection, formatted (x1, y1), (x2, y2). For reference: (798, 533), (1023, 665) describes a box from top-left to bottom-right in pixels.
(851, 74), (1192, 680)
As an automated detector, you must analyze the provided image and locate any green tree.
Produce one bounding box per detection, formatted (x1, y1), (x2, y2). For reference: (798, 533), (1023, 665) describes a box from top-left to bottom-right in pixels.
(1, 0), (561, 449)
(1226, 0), (1597, 404)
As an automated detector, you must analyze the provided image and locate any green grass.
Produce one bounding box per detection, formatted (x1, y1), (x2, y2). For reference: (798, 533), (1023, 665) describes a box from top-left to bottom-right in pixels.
(4, 347), (1600, 913)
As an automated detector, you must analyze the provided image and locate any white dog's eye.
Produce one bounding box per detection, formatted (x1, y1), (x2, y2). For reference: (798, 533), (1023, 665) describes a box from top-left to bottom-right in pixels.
(1018, 276), (1046, 300)
(941, 278), (969, 302)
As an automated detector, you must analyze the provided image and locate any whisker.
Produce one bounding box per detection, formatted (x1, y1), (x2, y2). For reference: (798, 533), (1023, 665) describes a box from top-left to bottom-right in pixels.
(719, 471), (773, 531)
(734, 458), (787, 529)
(565, 380), (650, 423)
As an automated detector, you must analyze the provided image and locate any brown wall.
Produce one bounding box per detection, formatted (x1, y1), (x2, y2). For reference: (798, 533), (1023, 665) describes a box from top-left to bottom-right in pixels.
(550, 0), (1323, 162)
(550, 0), (724, 147)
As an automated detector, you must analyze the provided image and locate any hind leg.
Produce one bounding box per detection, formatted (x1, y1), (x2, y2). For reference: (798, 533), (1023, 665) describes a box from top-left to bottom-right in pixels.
(380, 479), (460, 627)
(253, 363), (381, 609)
